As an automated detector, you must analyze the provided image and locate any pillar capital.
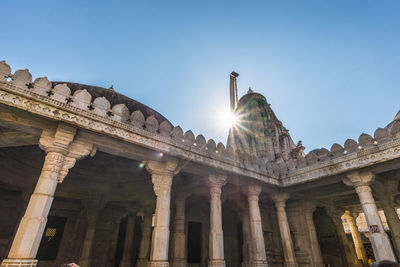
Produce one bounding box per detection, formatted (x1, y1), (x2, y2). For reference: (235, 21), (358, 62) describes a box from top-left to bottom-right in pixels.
(39, 124), (94, 183)
(343, 171), (375, 188)
(39, 123), (77, 155)
(206, 173), (227, 188)
(272, 192), (290, 206)
(247, 183), (262, 197)
(146, 158), (180, 176)
(146, 159), (180, 197)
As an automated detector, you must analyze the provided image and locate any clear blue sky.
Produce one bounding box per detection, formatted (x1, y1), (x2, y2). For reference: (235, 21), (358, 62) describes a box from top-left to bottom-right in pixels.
(2, 0), (400, 151)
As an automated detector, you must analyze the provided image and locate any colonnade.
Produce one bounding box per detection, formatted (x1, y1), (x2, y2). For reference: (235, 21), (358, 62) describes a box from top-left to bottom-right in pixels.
(1, 125), (399, 267)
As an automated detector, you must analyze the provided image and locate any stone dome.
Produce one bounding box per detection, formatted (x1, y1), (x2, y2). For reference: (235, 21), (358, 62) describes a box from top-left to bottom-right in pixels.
(52, 81), (171, 125)
(228, 90), (296, 162)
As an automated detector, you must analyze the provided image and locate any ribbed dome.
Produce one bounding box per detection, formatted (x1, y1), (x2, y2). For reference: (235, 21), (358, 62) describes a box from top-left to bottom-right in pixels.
(52, 82), (171, 124)
(228, 91), (296, 162)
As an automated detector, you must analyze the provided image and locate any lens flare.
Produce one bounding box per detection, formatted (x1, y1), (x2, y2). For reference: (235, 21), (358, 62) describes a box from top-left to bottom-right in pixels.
(219, 110), (238, 130)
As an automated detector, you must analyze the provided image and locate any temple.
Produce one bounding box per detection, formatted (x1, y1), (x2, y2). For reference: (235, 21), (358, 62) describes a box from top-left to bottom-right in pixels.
(0, 60), (400, 267)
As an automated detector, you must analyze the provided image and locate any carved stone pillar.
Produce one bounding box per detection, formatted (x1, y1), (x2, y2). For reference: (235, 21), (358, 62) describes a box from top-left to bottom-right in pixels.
(246, 184), (268, 267)
(343, 211), (368, 265)
(1, 123), (92, 267)
(323, 205), (358, 267)
(172, 194), (187, 267)
(137, 211), (153, 267)
(242, 209), (253, 267)
(374, 179), (400, 259)
(272, 193), (297, 267)
(106, 209), (128, 267)
(343, 171), (396, 262)
(79, 206), (101, 267)
(206, 174), (227, 267)
(120, 215), (137, 267)
(303, 201), (323, 267)
(146, 159), (180, 267)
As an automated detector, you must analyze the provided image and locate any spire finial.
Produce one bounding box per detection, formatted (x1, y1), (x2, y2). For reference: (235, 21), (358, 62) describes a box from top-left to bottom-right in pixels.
(247, 87), (254, 94)
(109, 85), (114, 91)
(394, 110), (400, 121)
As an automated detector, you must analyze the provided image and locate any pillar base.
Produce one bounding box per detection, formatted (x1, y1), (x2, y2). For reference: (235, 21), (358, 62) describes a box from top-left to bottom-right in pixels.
(208, 260), (226, 267)
(284, 262), (298, 267)
(120, 259), (133, 267)
(172, 259), (186, 267)
(137, 259), (148, 267)
(148, 261), (169, 267)
(0, 259), (38, 267)
(250, 261), (269, 267)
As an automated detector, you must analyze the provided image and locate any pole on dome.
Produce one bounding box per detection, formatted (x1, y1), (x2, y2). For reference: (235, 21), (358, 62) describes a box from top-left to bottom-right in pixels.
(230, 71), (239, 112)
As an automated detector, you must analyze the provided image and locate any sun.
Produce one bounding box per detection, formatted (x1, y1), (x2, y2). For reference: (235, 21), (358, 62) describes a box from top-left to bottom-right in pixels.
(219, 110), (238, 130)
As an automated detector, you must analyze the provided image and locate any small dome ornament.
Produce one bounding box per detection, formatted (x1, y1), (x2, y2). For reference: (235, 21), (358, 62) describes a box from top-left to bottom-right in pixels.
(247, 87), (254, 94)
(108, 85), (115, 92)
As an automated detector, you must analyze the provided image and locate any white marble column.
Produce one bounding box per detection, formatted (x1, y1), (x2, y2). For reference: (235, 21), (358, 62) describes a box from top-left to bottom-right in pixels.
(374, 179), (400, 259)
(343, 171), (397, 262)
(79, 207), (101, 267)
(137, 211), (153, 267)
(343, 211), (368, 265)
(303, 201), (324, 267)
(247, 184), (268, 267)
(272, 193), (297, 267)
(324, 206), (358, 267)
(1, 124), (92, 267)
(172, 194), (186, 267)
(146, 159), (179, 267)
(241, 210), (253, 267)
(120, 215), (137, 267)
(206, 174), (227, 267)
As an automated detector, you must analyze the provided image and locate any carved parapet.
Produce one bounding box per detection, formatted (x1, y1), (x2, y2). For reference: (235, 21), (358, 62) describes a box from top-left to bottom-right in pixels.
(145, 115), (159, 133)
(131, 110), (145, 128)
(92, 96), (111, 116)
(195, 134), (206, 149)
(183, 130), (195, 146)
(159, 121), (172, 137)
(0, 60), (11, 82)
(0, 60), (278, 185)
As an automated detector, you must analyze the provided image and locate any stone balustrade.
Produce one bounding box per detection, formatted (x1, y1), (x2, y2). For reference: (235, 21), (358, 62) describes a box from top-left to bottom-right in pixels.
(1, 60), (400, 188)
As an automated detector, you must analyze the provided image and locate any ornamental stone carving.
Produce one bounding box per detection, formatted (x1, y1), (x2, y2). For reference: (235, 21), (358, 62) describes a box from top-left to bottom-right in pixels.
(2, 122), (93, 267)
(51, 83), (71, 103)
(32, 77), (51, 96)
(146, 158), (180, 267)
(12, 69), (32, 89)
(206, 174), (227, 267)
(0, 60), (11, 82)
(343, 171), (397, 262)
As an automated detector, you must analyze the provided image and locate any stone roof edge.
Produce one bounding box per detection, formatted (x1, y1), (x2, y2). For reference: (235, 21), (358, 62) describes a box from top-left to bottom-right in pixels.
(0, 60), (278, 185)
